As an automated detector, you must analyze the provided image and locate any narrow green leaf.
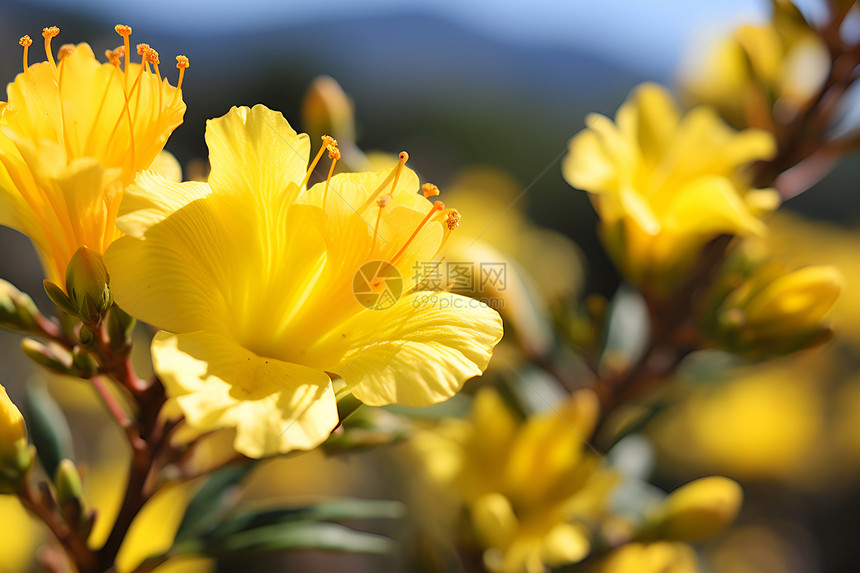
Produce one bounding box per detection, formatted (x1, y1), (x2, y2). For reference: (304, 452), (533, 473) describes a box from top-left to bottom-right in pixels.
(174, 462), (257, 542)
(198, 521), (394, 556)
(205, 498), (405, 540)
(24, 378), (75, 478)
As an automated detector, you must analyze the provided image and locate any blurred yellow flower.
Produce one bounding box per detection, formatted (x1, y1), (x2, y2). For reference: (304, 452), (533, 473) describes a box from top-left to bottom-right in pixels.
(105, 105), (503, 458)
(651, 364), (823, 481)
(703, 245), (842, 359)
(0, 496), (44, 571)
(415, 388), (616, 573)
(764, 213), (860, 345)
(563, 83), (777, 294)
(682, 14), (829, 127)
(594, 541), (698, 573)
(0, 25), (187, 285)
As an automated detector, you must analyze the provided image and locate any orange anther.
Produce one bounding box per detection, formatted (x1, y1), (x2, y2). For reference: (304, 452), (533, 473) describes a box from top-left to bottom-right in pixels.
(115, 24), (132, 36)
(445, 210), (461, 230)
(18, 36), (32, 48)
(377, 195), (392, 208)
(176, 55), (189, 69)
(421, 183), (440, 198)
(57, 44), (74, 61)
(42, 26), (59, 39)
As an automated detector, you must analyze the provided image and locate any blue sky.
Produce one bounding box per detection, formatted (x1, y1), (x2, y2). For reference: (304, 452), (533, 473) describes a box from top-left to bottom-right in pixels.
(19, 0), (770, 77)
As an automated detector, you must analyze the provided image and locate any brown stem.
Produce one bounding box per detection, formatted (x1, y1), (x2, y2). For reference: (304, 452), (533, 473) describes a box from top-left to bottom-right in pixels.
(17, 480), (98, 573)
(753, 12), (860, 191)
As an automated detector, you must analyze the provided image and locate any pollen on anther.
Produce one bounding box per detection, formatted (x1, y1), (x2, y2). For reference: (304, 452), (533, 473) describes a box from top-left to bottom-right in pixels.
(57, 44), (75, 61)
(136, 43), (151, 56)
(176, 55), (189, 69)
(421, 183), (440, 198)
(321, 135), (337, 148)
(446, 210), (461, 230)
(115, 24), (132, 36)
(18, 36), (32, 48)
(377, 195), (392, 208)
(147, 48), (160, 66)
(106, 47), (123, 66)
(42, 26), (60, 39)
(328, 146), (341, 160)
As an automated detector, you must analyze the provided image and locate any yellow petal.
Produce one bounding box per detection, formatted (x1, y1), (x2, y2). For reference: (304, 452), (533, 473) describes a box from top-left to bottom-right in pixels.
(540, 522), (591, 567)
(153, 331), (338, 458)
(472, 492), (518, 549)
(205, 105), (309, 205)
(116, 171), (211, 238)
(622, 83), (680, 163)
(308, 292), (503, 407)
(105, 196), (231, 334)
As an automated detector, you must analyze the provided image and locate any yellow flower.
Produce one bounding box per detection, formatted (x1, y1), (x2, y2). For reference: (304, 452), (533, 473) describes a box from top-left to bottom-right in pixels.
(562, 83), (778, 294)
(0, 25), (187, 285)
(595, 541), (698, 573)
(105, 105), (503, 458)
(682, 15), (829, 127)
(0, 383), (30, 487)
(415, 388), (616, 573)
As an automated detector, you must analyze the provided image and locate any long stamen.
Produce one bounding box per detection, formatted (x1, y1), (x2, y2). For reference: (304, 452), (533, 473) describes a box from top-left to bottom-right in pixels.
(390, 200), (445, 266)
(371, 195), (392, 252)
(301, 135), (336, 189)
(322, 144), (340, 210)
(391, 151), (408, 194)
(115, 25), (131, 73)
(18, 36), (32, 71)
(56, 47), (75, 159)
(358, 151), (409, 212)
(42, 26), (59, 72)
(175, 55), (189, 90)
(147, 48), (163, 110)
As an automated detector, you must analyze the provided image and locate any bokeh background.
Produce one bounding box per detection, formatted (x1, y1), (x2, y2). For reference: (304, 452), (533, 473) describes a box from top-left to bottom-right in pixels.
(1, 0), (859, 572)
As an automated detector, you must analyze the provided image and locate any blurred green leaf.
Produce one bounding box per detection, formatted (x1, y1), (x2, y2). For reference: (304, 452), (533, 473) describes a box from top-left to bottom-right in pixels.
(24, 378), (74, 479)
(184, 521), (394, 556)
(206, 498), (405, 540)
(174, 462), (257, 542)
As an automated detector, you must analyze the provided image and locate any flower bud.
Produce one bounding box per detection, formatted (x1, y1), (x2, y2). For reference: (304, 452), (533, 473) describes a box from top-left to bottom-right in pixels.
(64, 246), (112, 324)
(21, 338), (76, 377)
(301, 75), (356, 145)
(655, 476), (742, 542)
(703, 252), (842, 358)
(0, 279), (40, 332)
(0, 384), (31, 489)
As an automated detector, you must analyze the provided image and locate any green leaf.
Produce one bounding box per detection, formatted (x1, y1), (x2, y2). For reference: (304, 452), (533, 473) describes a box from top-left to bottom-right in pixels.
(205, 498), (405, 541)
(188, 521), (394, 556)
(174, 462), (257, 543)
(43, 280), (78, 317)
(24, 378), (74, 479)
